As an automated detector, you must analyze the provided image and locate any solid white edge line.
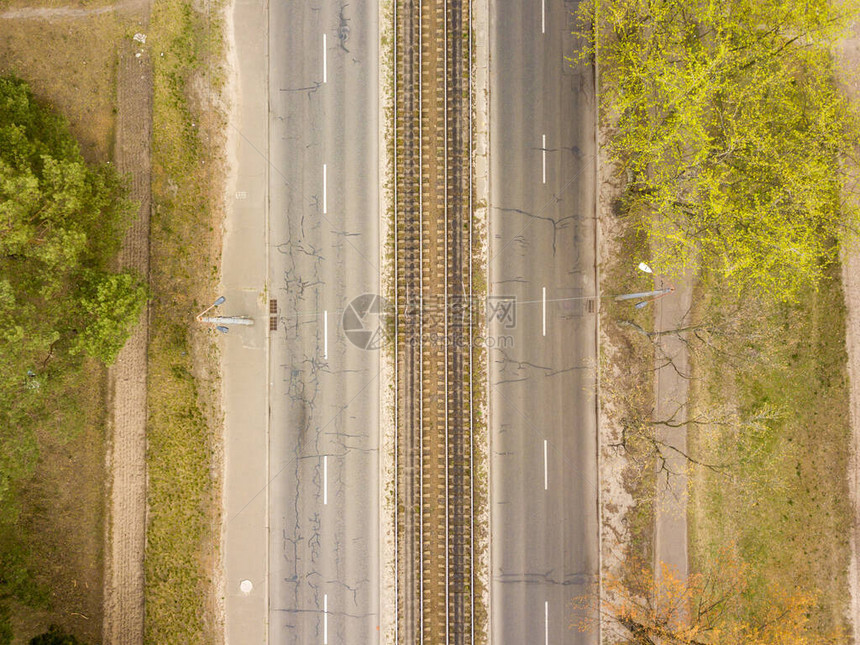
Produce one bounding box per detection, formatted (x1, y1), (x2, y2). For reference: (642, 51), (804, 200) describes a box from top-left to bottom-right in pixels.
(542, 134), (546, 184)
(323, 33), (327, 83)
(324, 593), (328, 644)
(541, 0), (545, 34)
(543, 439), (548, 490)
(323, 309), (328, 359)
(323, 455), (328, 505)
(542, 286), (546, 336)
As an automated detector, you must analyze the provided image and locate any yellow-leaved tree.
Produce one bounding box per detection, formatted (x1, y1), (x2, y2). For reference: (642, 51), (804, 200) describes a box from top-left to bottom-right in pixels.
(576, 0), (860, 301)
(576, 549), (838, 644)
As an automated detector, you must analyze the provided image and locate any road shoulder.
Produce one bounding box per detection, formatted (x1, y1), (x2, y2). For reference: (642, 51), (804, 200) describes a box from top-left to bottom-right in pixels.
(221, 0), (269, 640)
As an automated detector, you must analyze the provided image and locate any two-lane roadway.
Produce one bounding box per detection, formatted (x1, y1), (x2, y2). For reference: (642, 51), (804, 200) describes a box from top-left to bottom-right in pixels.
(489, 0), (599, 642)
(268, 1), (380, 643)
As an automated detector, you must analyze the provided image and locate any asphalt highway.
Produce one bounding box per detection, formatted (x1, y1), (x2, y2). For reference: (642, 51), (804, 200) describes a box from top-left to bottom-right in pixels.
(488, 0), (600, 642)
(267, 1), (381, 643)
(225, 0), (597, 642)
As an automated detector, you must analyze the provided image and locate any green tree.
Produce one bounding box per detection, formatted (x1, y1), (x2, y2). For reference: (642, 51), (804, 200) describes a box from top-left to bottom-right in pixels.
(0, 76), (142, 366)
(578, 0), (860, 300)
(72, 270), (147, 364)
(0, 76), (146, 641)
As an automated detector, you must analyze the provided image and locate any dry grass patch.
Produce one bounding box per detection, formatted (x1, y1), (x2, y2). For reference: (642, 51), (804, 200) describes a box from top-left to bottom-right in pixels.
(689, 267), (853, 639)
(8, 361), (107, 644)
(143, 0), (225, 641)
(0, 13), (127, 162)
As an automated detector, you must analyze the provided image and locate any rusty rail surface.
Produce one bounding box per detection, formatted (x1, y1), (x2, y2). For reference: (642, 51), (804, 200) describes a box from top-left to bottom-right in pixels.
(393, 0), (476, 642)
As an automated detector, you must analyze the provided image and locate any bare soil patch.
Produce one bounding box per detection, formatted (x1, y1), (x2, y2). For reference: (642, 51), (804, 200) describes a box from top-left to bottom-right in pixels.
(103, 37), (152, 645)
(0, 12), (133, 162)
(0, 0), (148, 19)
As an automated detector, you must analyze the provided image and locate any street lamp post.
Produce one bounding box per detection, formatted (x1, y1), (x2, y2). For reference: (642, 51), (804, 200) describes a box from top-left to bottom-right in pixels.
(614, 286), (675, 309)
(196, 296), (254, 331)
(614, 287), (675, 302)
(196, 296), (226, 322)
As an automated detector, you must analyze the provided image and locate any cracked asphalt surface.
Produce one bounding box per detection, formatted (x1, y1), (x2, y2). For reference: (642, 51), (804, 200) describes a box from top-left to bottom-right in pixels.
(488, 0), (600, 642)
(267, 0), (380, 642)
(225, 0), (598, 641)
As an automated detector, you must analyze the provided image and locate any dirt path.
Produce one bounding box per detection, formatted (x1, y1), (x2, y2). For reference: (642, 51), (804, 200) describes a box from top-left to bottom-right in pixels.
(842, 238), (860, 645)
(838, 19), (860, 644)
(0, 0), (148, 20)
(103, 38), (152, 645)
(652, 273), (692, 582)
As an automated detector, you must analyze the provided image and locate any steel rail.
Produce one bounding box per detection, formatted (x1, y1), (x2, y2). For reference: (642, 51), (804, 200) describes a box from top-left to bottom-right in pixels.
(391, 2), (400, 643)
(393, 0), (476, 641)
(443, 0), (451, 640)
(467, 0), (475, 640)
(418, 0), (425, 639)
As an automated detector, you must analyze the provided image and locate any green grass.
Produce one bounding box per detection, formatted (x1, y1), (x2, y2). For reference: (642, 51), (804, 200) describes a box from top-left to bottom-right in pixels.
(600, 191), (853, 640)
(689, 265), (852, 638)
(145, 324), (217, 645)
(144, 0), (224, 642)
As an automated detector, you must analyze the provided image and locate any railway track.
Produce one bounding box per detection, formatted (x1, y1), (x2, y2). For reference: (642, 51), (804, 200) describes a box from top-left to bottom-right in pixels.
(393, 0), (477, 641)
